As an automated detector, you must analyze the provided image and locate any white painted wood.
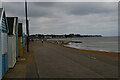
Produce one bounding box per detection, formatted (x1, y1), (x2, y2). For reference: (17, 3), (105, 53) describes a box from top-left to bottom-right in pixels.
(8, 36), (16, 68)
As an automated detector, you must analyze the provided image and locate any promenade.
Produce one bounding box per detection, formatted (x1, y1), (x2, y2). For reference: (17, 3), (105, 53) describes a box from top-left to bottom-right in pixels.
(3, 41), (118, 79)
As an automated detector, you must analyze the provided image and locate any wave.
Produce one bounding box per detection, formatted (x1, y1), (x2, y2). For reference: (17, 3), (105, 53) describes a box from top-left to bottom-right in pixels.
(64, 44), (120, 53)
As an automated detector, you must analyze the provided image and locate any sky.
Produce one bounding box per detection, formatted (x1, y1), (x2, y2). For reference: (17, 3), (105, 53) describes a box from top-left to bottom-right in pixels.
(0, 1), (119, 36)
(1, 0), (119, 2)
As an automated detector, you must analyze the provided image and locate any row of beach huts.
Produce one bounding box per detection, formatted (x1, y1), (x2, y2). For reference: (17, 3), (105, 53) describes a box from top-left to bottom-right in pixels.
(0, 8), (26, 79)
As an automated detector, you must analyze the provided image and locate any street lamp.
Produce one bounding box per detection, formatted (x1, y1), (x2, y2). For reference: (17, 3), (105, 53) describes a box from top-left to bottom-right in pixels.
(25, 0), (29, 52)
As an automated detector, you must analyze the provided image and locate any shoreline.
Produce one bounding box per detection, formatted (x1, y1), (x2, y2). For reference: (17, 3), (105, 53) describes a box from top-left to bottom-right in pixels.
(47, 40), (119, 60)
(64, 45), (119, 53)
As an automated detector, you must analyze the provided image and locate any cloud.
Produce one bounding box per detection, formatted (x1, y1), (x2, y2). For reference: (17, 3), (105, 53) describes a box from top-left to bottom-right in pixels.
(3, 2), (24, 17)
(2, 2), (118, 36)
(2, 0), (119, 2)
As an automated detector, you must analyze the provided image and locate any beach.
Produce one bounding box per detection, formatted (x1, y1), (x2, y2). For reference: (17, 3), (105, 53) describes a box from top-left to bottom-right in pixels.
(0, 2), (119, 80)
(48, 37), (119, 53)
(32, 41), (119, 78)
(48, 36), (119, 60)
(47, 40), (119, 60)
(4, 40), (119, 78)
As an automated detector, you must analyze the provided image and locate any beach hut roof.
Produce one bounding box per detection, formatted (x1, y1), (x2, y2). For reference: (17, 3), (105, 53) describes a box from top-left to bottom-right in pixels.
(0, 8), (8, 32)
(18, 23), (23, 37)
(0, 8), (3, 25)
(7, 17), (18, 35)
(0, 9), (2, 17)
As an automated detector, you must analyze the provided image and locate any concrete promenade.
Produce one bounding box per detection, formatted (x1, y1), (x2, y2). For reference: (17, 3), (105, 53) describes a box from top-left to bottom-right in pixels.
(3, 41), (118, 79)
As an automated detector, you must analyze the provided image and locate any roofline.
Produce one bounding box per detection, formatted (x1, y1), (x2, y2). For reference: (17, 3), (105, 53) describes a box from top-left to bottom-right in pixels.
(0, 8), (9, 33)
(0, 8), (4, 30)
(7, 17), (18, 18)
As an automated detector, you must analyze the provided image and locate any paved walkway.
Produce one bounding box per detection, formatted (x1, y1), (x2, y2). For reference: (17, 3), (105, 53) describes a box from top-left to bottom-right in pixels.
(3, 41), (118, 79)
(32, 41), (118, 78)
(3, 50), (38, 79)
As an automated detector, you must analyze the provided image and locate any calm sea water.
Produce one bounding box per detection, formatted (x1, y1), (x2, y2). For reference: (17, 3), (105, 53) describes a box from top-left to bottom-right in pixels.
(48, 37), (119, 53)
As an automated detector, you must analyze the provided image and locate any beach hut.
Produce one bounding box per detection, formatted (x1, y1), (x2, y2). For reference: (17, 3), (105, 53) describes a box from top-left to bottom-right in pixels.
(18, 23), (23, 57)
(7, 17), (18, 68)
(0, 8), (8, 79)
(22, 33), (26, 49)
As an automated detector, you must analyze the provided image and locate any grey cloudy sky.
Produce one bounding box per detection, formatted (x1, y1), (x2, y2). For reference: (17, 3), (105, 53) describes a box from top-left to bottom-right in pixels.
(2, 2), (118, 36)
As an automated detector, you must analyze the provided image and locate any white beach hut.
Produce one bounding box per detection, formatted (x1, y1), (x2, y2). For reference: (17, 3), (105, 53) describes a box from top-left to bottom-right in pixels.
(7, 17), (18, 68)
(0, 8), (8, 79)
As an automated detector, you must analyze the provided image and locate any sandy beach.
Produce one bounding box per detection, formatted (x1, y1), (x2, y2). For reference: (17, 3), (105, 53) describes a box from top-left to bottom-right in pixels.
(47, 40), (119, 60)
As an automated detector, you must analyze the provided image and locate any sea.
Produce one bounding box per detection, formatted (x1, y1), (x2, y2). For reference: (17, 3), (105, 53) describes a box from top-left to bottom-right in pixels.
(48, 37), (119, 53)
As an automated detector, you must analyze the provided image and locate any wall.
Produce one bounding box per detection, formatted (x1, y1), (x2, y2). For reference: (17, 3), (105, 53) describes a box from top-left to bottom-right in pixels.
(0, 30), (2, 80)
(1, 13), (8, 77)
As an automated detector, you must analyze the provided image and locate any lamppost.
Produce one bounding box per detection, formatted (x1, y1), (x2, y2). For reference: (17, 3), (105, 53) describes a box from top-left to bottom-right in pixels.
(25, 0), (29, 52)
